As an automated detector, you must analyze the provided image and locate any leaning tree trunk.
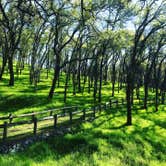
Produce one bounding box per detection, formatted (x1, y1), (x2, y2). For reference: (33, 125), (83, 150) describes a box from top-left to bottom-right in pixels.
(48, 53), (60, 99)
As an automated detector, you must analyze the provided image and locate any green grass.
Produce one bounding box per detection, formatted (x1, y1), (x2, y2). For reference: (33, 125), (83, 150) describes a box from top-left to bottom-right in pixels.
(0, 67), (120, 117)
(0, 66), (125, 139)
(0, 66), (165, 166)
(0, 106), (165, 166)
(0, 66), (155, 117)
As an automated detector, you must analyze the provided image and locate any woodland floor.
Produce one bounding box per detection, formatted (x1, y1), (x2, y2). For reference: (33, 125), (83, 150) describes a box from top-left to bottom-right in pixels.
(0, 68), (165, 166)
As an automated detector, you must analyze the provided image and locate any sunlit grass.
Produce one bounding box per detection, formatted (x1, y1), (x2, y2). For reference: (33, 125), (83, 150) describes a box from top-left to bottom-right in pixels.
(0, 65), (165, 166)
(0, 106), (165, 166)
(0, 66), (124, 118)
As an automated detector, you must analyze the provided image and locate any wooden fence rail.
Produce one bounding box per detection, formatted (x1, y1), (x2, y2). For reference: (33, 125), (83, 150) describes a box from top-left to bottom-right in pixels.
(0, 97), (163, 142)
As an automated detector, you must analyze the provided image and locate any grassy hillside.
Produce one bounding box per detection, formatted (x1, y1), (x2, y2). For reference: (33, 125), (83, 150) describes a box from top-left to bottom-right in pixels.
(0, 67), (120, 117)
(0, 67), (165, 166)
(0, 67), (124, 139)
(0, 66), (156, 117)
(0, 105), (166, 166)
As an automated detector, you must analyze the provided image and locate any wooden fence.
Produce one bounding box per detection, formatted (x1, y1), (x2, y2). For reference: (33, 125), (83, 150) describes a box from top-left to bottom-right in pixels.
(0, 97), (163, 142)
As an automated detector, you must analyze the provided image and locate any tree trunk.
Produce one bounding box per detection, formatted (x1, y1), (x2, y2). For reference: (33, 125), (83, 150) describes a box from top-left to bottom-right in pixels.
(126, 68), (134, 125)
(104, 65), (108, 83)
(161, 92), (165, 104)
(64, 65), (71, 103)
(136, 85), (140, 100)
(0, 57), (7, 80)
(144, 82), (148, 109)
(126, 79), (132, 125)
(98, 58), (103, 103)
(72, 72), (76, 95)
(155, 86), (159, 112)
(117, 75), (120, 93)
(88, 75), (91, 94)
(48, 54), (60, 99)
(93, 60), (98, 104)
(112, 64), (116, 97)
(77, 60), (81, 93)
(8, 56), (14, 86)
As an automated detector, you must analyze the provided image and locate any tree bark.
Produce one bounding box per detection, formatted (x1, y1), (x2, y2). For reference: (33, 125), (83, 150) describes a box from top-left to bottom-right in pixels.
(144, 82), (148, 109)
(0, 56), (7, 80)
(126, 73), (132, 125)
(112, 64), (116, 97)
(98, 58), (103, 103)
(8, 56), (14, 86)
(48, 53), (60, 99)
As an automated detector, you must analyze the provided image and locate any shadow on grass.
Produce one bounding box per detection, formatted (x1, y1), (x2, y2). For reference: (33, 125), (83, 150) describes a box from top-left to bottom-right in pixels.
(0, 95), (49, 114)
(0, 107), (166, 165)
(20, 109), (166, 164)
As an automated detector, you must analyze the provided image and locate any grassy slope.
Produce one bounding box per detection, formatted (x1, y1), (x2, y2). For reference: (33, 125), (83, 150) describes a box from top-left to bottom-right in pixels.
(0, 66), (166, 166)
(0, 66), (155, 117)
(0, 106), (166, 166)
(0, 67), (124, 138)
(0, 67), (118, 117)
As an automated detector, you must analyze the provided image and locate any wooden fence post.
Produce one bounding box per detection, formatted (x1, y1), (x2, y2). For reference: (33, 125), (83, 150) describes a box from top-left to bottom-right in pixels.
(50, 111), (53, 116)
(3, 121), (8, 141)
(33, 117), (37, 135)
(109, 99), (112, 108)
(69, 111), (72, 124)
(32, 112), (35, 121)
(54, 114), (57, 129)
(82, 109), (86, 120)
